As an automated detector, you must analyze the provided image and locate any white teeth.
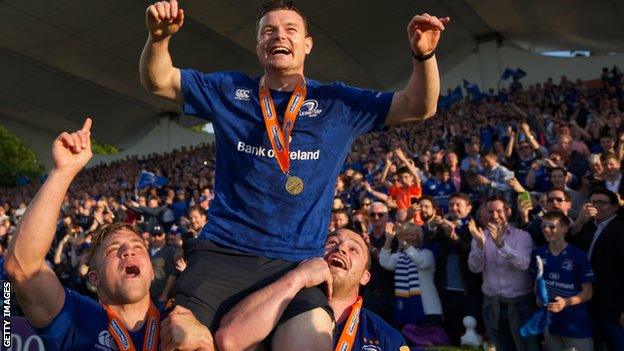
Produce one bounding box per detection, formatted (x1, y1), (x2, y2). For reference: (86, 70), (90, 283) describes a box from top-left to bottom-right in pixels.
(270, 46), (291, 55)
(329, 256), (347, 269)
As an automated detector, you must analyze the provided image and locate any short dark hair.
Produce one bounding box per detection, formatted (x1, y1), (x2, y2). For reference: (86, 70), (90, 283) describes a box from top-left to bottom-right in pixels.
(591, 187), (619, 205)
(542, 211), (571, 228)
(486, 195), (509, 210)
(449, 192), (472, 206)
(396, 166), (413, 176)
(549, 167), (566, 177)
(418, 195), (437, 208)
(600, 151), (619, 163)
(326, 229), (371, 270)
(188, 205), (205, 216)
(257, 0), (310, 36)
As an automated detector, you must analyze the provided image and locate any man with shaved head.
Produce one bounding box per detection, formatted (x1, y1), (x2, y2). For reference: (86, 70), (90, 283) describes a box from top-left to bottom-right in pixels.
(205, 228), (408, 350)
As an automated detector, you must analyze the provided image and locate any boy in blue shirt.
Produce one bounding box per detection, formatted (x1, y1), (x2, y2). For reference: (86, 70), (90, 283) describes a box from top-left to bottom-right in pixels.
(529, 211), (594, 351)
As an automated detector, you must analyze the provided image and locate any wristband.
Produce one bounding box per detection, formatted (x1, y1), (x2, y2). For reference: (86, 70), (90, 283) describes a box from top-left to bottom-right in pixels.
(412, 50), (435, 62)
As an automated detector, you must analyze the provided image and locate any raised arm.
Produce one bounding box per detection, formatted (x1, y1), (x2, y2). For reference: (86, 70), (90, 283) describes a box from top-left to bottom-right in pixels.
(5, 118), (93, 328)
(395, 147), (421, 187)
(139, 0), (184, 104)
(385, 14), (450, 125)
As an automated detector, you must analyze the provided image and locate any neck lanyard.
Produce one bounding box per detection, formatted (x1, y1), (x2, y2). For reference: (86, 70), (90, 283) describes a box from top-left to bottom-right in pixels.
(258, 76), (307, 195)
(102, 301), (160, 351)
(335, 296), (363, 351)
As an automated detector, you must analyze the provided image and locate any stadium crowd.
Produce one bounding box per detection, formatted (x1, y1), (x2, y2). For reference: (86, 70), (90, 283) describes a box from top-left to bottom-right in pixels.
(1, 66), (623, 350)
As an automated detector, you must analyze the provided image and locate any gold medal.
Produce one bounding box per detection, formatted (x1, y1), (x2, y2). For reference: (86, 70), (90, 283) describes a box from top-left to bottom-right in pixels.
(285, 175), (304, 196)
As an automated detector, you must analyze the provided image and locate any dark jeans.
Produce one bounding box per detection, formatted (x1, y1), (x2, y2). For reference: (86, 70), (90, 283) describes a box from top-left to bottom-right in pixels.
(482, 294), (540, 351)
(593, 312), (624, 351)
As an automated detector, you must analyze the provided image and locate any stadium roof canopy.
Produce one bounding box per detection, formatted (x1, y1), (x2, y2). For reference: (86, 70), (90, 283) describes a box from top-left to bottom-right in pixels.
(1, 0), (623, 154)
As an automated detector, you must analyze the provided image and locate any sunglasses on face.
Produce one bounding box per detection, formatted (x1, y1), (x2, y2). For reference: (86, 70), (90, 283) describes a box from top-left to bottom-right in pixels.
(370, 212), (386, 218)
(547, 197), (566, 203)
(541, 221), (558, 230)
(591, 200), (611, 206)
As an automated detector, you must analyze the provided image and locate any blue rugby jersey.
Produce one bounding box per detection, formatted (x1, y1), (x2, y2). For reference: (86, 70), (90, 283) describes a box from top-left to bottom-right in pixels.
(529, 244), (594, 338)
(33, 289), (154, 350)
(181, 70), (393, 261)
(334, 307), (408, 350)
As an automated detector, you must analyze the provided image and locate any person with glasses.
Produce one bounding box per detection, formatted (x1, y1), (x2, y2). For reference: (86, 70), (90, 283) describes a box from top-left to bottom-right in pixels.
(568, 188), (624, 351)
(361, 202), (397, 323)
(529, 211), (595, 351)
(547, 167), (583, 218)
(139, 0), (450, 347)
(522, 187), (574, 247)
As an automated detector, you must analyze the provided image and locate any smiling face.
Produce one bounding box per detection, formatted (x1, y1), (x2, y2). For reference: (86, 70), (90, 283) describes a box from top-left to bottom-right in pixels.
(324, 229), (371, 297)
(256, 9), (312, 76)
(541, 218), (567, 244)
(88, 229), (154, 305)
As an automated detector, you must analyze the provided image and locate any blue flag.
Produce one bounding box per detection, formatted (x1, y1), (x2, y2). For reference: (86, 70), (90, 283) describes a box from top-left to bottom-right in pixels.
(449, 86), (463, 104)
(520, 256), (551, 337)
(501, 68), (514, 80)
(463, 79), (484, 101)
(137, 170), (168, 189)
(513, 68), (527, 81)
(16, 175), (30, 186)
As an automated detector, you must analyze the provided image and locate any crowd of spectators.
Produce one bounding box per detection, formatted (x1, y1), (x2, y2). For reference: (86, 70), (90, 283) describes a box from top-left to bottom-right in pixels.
(0, 66), (623, 350)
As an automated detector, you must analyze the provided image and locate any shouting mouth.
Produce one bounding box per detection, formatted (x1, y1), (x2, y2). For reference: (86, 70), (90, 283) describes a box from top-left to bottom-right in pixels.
(123, 265), (141, 278)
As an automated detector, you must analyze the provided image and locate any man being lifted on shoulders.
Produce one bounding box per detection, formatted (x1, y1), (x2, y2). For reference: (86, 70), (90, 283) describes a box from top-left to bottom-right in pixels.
(140, 0), (449, 348)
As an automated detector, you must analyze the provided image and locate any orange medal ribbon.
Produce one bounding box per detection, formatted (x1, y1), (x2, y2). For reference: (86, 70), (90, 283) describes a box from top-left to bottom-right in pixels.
(102, 301), (160, 351)
(258, 76), (307, 176)
(335, 296), (363, 351)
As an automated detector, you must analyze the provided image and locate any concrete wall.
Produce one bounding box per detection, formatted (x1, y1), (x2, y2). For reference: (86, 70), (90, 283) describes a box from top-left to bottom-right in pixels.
(442, 43), (624, 92)
(90, 118), (214, 166)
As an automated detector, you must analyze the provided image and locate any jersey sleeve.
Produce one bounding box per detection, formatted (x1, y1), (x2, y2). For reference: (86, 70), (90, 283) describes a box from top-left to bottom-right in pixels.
(334, 83), (394, 136)
(180, 69), (226, 120)
(33, 289), (102, 350)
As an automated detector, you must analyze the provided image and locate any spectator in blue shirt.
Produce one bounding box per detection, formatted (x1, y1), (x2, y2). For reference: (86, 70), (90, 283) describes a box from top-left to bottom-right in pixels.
(529, 211), (594, 351)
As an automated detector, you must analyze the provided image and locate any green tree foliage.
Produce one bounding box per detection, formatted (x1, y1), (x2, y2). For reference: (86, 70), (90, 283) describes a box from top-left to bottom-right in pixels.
(91, 139), (119, 155)
(0, 124), (45, 187)
(190, 123), (207, 133)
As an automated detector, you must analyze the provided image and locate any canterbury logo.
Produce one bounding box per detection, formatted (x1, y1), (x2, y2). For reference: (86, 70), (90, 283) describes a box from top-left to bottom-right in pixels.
(235, 89), (251, 101)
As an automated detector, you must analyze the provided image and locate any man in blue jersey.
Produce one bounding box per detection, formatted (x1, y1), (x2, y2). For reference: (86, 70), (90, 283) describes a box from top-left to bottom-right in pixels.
(214, 228), (409, 350)
(139, 0), (449, 347)
(4, 119), (213, 351)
